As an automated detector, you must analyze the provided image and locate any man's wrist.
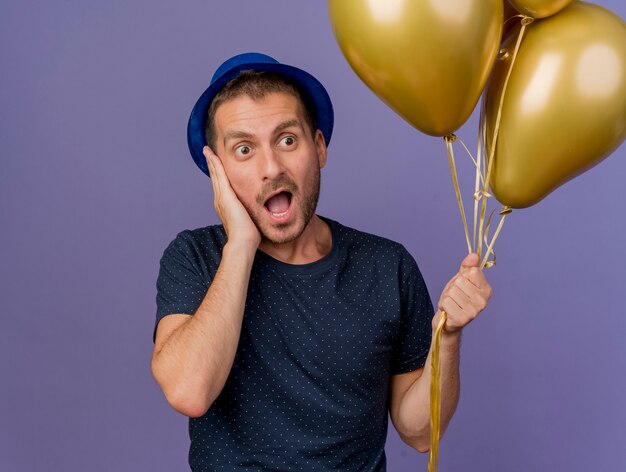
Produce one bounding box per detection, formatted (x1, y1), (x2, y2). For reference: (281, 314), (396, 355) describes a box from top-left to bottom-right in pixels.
(223, 238), (258, 261)
(432, 310), (463, 344)
(437, 331), (462, 359)
(440, 329), (462, 344)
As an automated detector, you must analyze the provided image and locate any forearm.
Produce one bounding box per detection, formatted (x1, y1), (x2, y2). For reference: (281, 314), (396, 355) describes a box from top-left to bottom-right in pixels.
(151, 240), (256, 417)
(396, 322), (461, 451)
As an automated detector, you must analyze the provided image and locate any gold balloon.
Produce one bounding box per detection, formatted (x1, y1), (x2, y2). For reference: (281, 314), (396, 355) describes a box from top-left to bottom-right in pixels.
(328, 0), (503, 137)
(484, 1), (626, 209)
(508, 0), (574, 19)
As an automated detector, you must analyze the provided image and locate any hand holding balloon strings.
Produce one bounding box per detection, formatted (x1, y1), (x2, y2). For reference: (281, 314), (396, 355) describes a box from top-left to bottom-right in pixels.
(330, 2), (626, 472)
(430, 12), (535, 472)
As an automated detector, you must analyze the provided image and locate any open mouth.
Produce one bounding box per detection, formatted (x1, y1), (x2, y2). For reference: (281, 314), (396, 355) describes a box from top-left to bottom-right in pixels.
(264, 190), (293, 218)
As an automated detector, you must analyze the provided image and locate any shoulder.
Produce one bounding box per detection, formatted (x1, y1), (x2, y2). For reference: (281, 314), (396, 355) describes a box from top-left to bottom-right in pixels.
(160, 223), (227, 263)
(325, 218), (419, 279)
(324, 216), (414, 265)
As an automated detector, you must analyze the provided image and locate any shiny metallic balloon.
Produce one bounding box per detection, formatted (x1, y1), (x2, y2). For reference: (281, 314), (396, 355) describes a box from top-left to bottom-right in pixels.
(329, 0), (503, 137)
(508, 0), (573, 19)
(484, 1), (626, 208)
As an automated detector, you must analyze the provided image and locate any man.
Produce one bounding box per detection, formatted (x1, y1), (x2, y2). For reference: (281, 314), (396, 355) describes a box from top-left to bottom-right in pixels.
(151, 53), (492, 471)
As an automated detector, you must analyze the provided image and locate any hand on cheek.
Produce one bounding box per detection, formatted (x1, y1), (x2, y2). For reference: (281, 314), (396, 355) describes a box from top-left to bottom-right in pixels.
(203, 146), (261, 248)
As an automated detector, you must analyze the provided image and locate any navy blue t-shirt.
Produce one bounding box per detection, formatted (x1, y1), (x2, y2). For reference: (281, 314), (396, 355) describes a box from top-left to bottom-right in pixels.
(154, 216), (434, 471)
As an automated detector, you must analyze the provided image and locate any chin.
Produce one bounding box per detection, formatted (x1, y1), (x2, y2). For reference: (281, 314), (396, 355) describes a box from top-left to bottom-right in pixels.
(260, 220), (306, 245)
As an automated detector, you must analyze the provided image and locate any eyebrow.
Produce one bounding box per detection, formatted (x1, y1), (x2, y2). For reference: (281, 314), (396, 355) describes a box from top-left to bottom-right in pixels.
(274, 119), (302, 134)
(223, 130), (253, 147)
(223, 119), (303, 147)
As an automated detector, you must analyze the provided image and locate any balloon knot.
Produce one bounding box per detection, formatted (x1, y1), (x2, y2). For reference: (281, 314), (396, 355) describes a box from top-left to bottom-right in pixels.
(444, 134), (457, 143)
(498, 48), (510, 61)
(499, 206), (512, 216)
(521, 16), (534, 26)
(473, 190), (492, 201)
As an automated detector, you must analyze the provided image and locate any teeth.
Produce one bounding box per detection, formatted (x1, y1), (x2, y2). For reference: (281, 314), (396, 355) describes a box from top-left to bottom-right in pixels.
(271, 210), (289, 217)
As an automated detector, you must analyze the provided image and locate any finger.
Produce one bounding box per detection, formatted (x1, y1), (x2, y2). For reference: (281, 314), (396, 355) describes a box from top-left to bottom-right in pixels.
(448, 285), (471, 309)
(431, 309), (445, 329)
(439, 288), (462, 311)
(203, 145), (216, 174)
(441, 279), (453, 297)
(460, 252), (479, 270)
(203, 146), (214, 172)
(207, 149), (227, 182)
(441, 273), (458, 295)
(440, 297), (463, 325)
(207, 158), (221, 197)
(460, 267), (486, 289)
(205, 152), (243, 220)
(460, 274), (493, 309)
(454, 275), (480, 298)
(203, 147), (223, 195)
(440, 272), (466, 306)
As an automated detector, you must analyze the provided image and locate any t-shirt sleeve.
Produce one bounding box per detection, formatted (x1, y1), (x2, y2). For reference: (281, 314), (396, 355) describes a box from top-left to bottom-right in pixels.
(153, 230), (210, 343)
(390, 246), (435, 375)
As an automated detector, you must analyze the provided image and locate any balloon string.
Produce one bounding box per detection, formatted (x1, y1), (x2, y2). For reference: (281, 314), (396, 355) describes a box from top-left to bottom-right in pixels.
(483, 14), (533, 185)
(457, 136), (485, 188)
(480, 206), (511, 269)
(480, 15), (532, 260)
(428, 310), (447, 472)
(430, 16), (531, 472)
(426, 210), (506, 472)
(426, 210), (505, 472)
(457, 134), (484, 251)
(431, 130), (512, 471)
(504, 13), (527, 31)
(444, 134), (473, 254)
(475, 112), (487, 255)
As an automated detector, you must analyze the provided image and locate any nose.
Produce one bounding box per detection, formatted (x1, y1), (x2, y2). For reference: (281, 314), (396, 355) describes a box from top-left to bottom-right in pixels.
(259, 145), (285, 181)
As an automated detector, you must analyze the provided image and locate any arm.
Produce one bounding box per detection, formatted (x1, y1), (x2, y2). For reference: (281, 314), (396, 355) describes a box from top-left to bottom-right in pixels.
(151, 240), (256, 418)
(151, 147), (261, 418)
(390, 253), (492, 452)
(389, 319), (461, 453)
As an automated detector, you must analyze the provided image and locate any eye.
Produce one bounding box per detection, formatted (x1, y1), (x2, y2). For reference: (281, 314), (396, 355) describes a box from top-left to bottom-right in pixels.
(234, 145), (252, 157)
(278, 135), (296, 147)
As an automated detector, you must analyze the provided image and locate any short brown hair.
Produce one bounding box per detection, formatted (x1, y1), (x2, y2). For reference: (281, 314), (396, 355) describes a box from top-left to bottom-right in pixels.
(205, 70), (317, 151)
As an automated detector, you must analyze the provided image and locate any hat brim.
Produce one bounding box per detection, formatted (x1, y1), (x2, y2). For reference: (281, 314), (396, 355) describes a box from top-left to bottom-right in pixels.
(187, 62), (334, 178)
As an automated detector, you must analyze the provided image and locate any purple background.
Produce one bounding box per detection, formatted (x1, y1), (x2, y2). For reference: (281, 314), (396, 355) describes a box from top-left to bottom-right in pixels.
(1, 1), (625, 470)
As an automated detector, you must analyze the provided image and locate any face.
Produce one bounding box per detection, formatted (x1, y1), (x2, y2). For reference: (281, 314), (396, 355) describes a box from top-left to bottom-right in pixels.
(213, 92), (327, 245)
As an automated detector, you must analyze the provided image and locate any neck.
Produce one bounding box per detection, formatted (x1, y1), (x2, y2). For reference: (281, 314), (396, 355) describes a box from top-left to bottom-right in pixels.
(258, 215), (332, 265)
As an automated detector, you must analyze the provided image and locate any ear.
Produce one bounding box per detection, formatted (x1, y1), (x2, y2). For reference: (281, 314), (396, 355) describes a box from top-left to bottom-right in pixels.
(314, 129), (328, 169)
